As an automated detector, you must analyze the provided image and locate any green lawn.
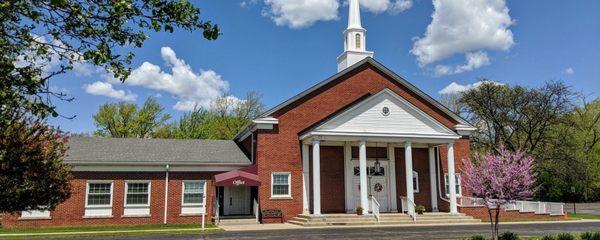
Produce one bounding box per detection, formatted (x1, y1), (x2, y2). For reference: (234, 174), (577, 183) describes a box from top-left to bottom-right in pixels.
(568, 213), (600, 220)
(0, 223), (219, 239)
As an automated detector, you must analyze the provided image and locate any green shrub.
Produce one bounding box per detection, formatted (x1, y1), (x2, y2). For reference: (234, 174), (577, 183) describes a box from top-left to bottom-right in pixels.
(541, 235), (556, 240)
(468, 235), (486, 240)
(499, 231), (519, 240)
(581, 232), (600, 240)
(556, 233), (575, 240)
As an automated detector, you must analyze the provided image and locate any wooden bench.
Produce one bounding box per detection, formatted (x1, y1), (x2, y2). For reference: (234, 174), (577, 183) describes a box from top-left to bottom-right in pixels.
(261, 209), (284, 223)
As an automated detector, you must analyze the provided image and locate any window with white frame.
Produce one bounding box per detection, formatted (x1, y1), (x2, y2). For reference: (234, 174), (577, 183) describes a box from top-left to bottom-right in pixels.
(182, 181), (205, 206)
(84, 181), (113, 217)
(413, 171), (419, 193)
(86, 182), (113, 206)
(444, 173), (462, 196)
(271, 172), (291, 198)
(125, 182), (150, 206)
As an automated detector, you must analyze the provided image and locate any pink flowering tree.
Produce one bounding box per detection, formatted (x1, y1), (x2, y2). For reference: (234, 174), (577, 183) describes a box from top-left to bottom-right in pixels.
(462, 146), (536, 240)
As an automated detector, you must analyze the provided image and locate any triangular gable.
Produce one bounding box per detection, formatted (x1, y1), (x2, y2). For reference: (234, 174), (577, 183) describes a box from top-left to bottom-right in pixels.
(310, 89), (457, 137)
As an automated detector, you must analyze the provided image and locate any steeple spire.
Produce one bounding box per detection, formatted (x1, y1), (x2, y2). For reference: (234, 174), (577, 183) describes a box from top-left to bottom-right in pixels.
(348, 0), (362, 29)
(337, 0), (373, 72)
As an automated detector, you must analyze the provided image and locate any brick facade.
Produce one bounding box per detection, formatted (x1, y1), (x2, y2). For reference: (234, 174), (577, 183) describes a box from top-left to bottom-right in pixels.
(2, 172), (216, 227)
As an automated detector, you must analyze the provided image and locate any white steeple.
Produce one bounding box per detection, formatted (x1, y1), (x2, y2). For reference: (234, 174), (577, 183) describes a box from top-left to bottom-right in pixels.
(337, 0), (373, 72)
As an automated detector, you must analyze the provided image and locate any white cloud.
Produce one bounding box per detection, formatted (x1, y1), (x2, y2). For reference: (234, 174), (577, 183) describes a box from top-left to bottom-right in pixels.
(263, 0), (340, 28)
(105, 46), (235, 111)
(84, 81), (137, 101)
(241, 0), (258, 7)
(411, 0), (514, 69)
(359, 0), (413, 14)
(434, 51), (490, 76)
(438, 80), (503, 95)
(563, 67), (574, 75)
(13, 35), (63, 74)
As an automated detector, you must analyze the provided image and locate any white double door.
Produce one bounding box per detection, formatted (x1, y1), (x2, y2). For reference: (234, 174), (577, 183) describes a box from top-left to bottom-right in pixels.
(223, 186), (251, 215)
(351, 160), (391, 212)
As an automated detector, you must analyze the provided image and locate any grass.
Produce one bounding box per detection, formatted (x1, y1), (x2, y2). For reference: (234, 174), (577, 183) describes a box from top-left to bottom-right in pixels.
(568, 213), (600, 220)
(0, 223), (220, 239)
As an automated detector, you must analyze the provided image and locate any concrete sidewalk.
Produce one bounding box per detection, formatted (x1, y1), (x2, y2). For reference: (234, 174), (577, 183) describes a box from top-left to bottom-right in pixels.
(217, 219), (600, 232)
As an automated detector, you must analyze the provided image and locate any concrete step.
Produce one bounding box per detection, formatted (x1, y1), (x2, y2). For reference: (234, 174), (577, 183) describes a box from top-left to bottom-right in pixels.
(289, 212), (480, 226)
(218, 218), (259, 226)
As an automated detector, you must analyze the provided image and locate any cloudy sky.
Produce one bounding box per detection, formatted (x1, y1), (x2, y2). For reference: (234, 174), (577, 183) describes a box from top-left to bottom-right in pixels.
(48, 0), (600, 133)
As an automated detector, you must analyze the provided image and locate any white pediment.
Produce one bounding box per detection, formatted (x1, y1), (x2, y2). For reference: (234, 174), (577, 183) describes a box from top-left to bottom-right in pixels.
(314, 89), (456, 137)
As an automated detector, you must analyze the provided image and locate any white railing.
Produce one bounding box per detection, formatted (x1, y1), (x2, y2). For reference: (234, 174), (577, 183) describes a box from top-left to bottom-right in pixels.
(457, 197), (565, 215)
(370, 196), (381, 223)
(253, 198), (260, 223)
(400, 196), (417, 222)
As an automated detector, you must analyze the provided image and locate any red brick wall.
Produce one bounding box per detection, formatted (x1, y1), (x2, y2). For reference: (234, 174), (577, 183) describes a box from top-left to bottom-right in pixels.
(2, 171), (217, 227)
(254, 64), (465, 222)
(395, 147), (434, 211)
(308, 146), (345, 213)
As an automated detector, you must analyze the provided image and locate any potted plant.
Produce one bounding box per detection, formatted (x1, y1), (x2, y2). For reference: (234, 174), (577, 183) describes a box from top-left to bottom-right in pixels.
(415, 205), (426, 215)
(356, 207), (364, 215)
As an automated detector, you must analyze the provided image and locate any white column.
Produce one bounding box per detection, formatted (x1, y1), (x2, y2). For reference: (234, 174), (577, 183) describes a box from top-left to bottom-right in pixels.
(404, 141), (415, 215)
(302, 143), (310, 214)
(344, 142), (353, 212)
(312, 139), (321, 215)
(447, 142), (458, 214)
(359, 140), (369, 213)
(428, 147), (439, 212)
(388, 144), (398, 212)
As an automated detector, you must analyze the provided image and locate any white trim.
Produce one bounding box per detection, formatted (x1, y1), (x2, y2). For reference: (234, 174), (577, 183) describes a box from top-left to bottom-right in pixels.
(71, 165), (248, 172)
(302, 144), (310, 213)
(271, 172), (292, 198)
(85, 181), (114, 208)
(181, 180), (206, 207)
(124, 181), (151, 207)
(444, 173), (462, 197)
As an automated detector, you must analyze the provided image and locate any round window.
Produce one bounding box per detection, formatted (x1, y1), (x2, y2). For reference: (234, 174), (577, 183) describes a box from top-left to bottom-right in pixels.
(382, 106), (390, 116)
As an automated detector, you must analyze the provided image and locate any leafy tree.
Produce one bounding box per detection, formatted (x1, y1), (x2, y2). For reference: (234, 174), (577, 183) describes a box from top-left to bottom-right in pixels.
(537, 98), (600, 202)
(152, 107), (210, 139)
(93, 97), (170, 138)
(459, 81), (575, 155)
(155, 92), (266, 140)
(462, 147), (536, 240)
(1, 0), (219, 121)
(0, 110), (72, 213)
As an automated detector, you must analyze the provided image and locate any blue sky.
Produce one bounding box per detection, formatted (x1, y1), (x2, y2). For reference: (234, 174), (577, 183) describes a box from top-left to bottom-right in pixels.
(47, 0), (600, 133)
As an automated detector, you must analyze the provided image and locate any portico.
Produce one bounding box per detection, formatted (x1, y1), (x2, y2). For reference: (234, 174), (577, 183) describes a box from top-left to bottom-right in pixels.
(298, 89), (466, 217)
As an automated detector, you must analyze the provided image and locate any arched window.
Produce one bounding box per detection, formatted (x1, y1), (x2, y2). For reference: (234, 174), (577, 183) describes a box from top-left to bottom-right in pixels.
(355, 33), (361, 49)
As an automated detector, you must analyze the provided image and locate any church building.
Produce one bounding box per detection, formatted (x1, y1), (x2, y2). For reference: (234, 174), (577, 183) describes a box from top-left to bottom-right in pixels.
(1, 0), (564, 228)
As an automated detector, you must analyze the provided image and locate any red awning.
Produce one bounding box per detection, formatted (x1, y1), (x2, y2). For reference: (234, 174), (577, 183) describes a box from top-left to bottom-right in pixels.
(214, 165), (260, 187)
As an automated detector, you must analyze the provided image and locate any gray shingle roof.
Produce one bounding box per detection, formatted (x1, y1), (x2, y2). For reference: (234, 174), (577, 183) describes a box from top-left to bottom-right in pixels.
(65, 137), (251, 165)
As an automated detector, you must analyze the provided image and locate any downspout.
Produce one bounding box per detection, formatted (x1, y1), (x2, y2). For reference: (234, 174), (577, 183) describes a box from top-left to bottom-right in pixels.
(163, 164), (170, 224)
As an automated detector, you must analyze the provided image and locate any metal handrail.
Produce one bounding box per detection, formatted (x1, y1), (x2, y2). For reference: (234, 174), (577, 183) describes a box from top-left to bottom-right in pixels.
(370, 196), (381, 223)
(400, 196), (417, 222)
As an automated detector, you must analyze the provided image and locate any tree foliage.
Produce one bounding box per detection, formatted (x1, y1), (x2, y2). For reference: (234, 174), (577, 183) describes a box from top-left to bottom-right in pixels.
(0, 111), (72, 213)
(93, 97), (170, 138)
(94, 92), (265, 140)
(462, 147), (536, 240)
(460, 81), (574, 154)
(456, 80), (600, 202)
(1, 0), (219, 121)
